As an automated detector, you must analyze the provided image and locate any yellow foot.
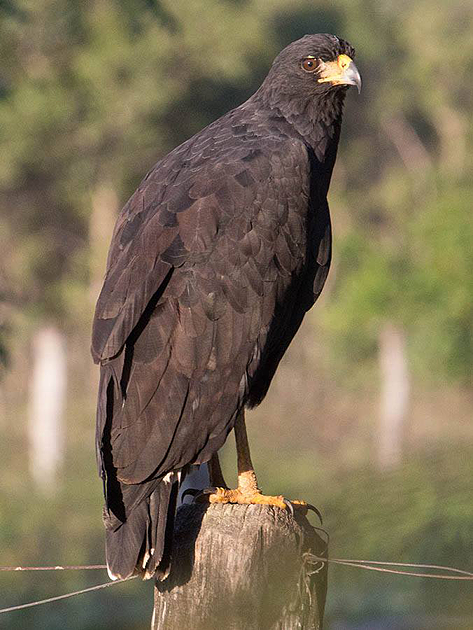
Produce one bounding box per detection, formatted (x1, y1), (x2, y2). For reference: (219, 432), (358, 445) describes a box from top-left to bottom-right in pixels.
(200, 487), (320, 520)
(207, 486), (288, 510)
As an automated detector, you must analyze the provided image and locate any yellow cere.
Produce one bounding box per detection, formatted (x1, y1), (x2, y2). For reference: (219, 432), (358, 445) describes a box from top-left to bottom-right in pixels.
(317, 54), (353, 84)
(337, 54), (352, 69)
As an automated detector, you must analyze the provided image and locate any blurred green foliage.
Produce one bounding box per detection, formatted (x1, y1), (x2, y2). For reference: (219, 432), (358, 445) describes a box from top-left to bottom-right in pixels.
(0, 0), (472, 628)
(1, 0), (472, 382)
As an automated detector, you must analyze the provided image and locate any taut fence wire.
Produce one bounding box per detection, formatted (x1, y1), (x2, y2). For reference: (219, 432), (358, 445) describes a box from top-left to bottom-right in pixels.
(0, 576), (137, 615)
(0, 556), (472, 615)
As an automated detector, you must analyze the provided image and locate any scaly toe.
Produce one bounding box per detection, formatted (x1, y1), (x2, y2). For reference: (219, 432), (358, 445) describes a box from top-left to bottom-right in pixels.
(245, 493), (288, 510)
(194, 487), (320, 520)
(206, 487), (235, 504)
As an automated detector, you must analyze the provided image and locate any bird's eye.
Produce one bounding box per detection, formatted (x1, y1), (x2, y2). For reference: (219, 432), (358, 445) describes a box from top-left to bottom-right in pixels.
(301, 58), (317, 72)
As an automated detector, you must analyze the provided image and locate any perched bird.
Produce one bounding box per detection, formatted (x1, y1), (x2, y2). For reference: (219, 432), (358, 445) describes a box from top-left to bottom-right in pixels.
(92, 33), (361, 581)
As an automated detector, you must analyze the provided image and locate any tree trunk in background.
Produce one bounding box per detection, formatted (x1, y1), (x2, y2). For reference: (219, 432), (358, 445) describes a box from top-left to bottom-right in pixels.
(382, 115), (432, 174)
(28, 325), (66, 494)
(89, 182), (119, 307)
(433, 105), (467, 178)
(88, 183), (119, 394)
(377, 322), (410, 470)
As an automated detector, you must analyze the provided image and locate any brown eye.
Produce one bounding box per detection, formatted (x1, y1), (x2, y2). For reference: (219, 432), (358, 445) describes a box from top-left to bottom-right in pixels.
(302, 58), (317, 72)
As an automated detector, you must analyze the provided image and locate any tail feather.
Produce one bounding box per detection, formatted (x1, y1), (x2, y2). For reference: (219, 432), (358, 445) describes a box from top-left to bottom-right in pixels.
(105, 498), (149, 580)
(105, 476), (180, 580)
(145, 478), (180, 580)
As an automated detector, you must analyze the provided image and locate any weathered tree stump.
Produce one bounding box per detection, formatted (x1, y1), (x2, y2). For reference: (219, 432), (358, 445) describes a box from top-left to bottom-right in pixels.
(153, 503), (328, 630)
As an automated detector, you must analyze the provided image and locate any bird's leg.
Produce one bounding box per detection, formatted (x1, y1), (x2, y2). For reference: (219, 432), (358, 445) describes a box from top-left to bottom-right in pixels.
(208, 451), (228, 488)
(234, 407), (259, 496)
(197, 412), (320, 517)
(205, 410), (288, 510)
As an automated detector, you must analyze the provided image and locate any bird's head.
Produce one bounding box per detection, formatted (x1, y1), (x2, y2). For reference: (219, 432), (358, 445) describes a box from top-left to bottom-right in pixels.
(258, 34), (361, 121)
(271, 33), (360, 94)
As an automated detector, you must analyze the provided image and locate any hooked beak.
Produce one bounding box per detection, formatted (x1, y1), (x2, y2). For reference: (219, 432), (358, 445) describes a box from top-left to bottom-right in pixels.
(318, 54), (362, 93)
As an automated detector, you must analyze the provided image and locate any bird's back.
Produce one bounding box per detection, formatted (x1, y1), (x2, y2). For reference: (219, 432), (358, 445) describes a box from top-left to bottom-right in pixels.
(93, 32), (356, 579)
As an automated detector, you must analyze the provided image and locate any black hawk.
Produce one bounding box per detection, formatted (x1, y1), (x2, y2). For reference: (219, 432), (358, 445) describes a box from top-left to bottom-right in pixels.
(92, 33), (361, 580)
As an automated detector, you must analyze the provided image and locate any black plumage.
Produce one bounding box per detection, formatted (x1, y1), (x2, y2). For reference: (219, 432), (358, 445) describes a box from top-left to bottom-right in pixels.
(92, 33), (360, 580)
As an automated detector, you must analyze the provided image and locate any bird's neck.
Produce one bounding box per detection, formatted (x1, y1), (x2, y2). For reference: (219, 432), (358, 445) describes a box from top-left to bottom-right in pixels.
(281, 92), (345, 158)
(253, 88), (346, 162)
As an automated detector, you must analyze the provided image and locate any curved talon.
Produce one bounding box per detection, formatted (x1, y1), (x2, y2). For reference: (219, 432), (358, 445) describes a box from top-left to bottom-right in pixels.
(283, 498), (294, 516)
(180, 488), (200, 502)
(306, 503), (323, 525)
(286, 500), (323, 524)
(197, 487), (219, 496)
(181, 487), (220, 504)
(194, 487), (220, 503)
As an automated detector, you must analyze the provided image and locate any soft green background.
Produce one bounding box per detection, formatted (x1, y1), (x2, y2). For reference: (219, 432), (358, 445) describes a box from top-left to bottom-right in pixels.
(0, 1), (472, 628)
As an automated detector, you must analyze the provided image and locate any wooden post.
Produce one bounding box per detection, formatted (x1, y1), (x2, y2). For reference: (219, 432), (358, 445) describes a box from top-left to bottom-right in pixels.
(153, 503), (328, 630)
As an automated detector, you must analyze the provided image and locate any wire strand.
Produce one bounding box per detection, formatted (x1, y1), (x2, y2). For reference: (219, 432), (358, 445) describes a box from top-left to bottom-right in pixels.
(0, 576), (137, 615)
(0, 565), (107, 572)
(330, 558), (473, 577)
(1, 557), (473, 578)
(308, 556), (473, 580)
(0, 556), (471, 615)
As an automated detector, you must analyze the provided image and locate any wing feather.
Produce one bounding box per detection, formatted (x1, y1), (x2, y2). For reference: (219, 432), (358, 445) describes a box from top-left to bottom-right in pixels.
(94, 130), (331, 576)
